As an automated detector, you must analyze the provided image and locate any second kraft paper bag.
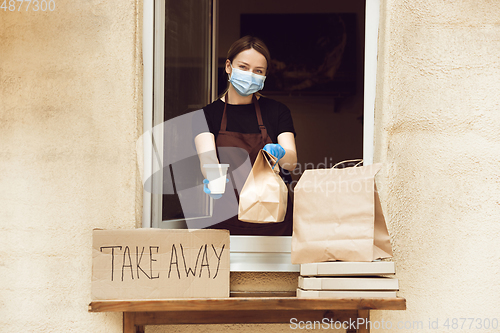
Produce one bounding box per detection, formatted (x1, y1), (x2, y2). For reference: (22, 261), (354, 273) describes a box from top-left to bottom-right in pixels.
(238, 149), (288, 223)
(291, 162), (393, 264)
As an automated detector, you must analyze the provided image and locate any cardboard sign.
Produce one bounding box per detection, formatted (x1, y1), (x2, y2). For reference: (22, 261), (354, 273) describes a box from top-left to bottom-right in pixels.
(92, 229), (230, 300)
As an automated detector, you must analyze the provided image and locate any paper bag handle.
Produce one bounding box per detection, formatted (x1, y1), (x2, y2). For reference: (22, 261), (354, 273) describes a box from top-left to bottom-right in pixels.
(332, 159), (363, 169)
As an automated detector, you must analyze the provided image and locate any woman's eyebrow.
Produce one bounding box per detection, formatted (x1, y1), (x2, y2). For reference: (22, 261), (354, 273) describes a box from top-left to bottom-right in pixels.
(236, 61), (265, 69)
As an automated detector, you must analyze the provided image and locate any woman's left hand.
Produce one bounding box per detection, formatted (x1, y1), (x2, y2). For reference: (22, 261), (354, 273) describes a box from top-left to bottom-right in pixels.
(263, 143), (286, 161)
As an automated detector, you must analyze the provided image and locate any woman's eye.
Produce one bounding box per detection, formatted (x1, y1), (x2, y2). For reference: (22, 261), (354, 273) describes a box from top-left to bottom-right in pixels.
(239, 65), (247, 70)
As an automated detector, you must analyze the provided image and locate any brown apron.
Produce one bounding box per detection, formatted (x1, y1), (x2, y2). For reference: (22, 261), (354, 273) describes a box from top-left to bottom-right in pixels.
(210, 94), (293, 236)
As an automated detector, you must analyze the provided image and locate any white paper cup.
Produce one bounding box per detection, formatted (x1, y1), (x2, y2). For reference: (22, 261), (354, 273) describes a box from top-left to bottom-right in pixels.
(203, 164), (229, 194)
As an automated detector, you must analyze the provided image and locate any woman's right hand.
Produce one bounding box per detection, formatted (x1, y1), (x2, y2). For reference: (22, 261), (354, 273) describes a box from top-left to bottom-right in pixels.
(203, 178), (229, 200)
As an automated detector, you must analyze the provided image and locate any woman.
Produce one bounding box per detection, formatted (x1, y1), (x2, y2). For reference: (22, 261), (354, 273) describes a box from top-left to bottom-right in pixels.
(195, 35), (297, 236)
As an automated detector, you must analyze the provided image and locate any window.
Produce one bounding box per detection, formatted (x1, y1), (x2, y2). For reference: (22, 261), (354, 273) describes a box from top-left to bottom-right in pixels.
(142, 0), (380, 271)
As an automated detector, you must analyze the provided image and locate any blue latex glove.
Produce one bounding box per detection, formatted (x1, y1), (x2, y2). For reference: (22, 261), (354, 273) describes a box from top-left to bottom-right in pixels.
(203, 178), (228, 200)
(263, 143), (286, 161)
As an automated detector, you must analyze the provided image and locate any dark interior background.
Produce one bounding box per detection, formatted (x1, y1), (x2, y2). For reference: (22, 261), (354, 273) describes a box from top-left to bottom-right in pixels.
(218, 0), (365, 184)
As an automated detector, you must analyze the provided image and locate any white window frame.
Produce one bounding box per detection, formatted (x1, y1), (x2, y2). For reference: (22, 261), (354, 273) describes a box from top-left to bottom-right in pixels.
(142, 0), (380, 272)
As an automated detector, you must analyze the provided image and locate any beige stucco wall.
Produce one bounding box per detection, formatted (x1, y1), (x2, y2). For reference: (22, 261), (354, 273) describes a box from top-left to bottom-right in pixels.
(2, 0), (500, 333)
(0, 1), (142, 332)
(371, 0), (500, 332)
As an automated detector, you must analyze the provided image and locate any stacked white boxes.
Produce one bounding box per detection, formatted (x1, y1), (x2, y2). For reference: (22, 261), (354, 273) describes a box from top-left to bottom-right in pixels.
(297, 261), (399, 298)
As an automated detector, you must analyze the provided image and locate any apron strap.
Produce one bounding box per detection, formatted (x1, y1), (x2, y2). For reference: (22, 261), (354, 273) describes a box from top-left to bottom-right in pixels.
(221, 93), (269, 140)
(253, 94), (268, 139)
(220, 93), (229, 131)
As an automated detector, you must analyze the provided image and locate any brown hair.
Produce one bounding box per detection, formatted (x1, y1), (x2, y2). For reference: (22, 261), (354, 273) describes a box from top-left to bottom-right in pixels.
(226, 35), (271, 73)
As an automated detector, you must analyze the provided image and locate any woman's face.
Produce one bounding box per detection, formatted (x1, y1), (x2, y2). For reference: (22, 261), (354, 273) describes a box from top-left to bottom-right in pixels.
(226, 48), (267, 77)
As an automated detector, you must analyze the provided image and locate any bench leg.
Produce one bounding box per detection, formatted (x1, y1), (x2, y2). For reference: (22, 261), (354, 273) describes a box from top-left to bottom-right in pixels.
(357, 310), (370, 333)
(123, 313), (145, 333)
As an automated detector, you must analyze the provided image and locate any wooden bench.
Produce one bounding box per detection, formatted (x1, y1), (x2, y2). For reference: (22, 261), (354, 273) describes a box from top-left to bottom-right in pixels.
(89, 297), (406, 333)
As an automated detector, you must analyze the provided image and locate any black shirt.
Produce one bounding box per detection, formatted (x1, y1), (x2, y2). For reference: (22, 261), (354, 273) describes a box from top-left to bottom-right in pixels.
(202, 97), (295, 142)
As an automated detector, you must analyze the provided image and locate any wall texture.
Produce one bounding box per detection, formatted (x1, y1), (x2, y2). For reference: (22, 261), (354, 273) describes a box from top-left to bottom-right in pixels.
(373, 0), (500, 331)
(0, 1), (142, 332)
(2, 0), (500, 332)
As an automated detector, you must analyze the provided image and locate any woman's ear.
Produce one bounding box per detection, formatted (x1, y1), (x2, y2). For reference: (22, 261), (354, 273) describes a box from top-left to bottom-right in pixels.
(225, 59), (232, 75)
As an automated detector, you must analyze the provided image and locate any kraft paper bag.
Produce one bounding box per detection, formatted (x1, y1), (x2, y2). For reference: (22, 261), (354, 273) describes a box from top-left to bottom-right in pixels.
(291, 162), (393, 263)
(238, 149), (288, 223)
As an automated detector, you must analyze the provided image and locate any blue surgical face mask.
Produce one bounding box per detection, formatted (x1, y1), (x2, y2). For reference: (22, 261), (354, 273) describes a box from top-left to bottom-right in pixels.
(228, 65), (266, 97)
